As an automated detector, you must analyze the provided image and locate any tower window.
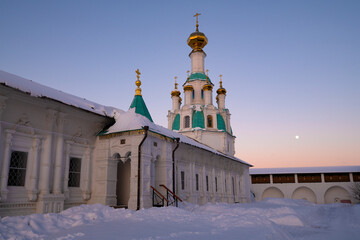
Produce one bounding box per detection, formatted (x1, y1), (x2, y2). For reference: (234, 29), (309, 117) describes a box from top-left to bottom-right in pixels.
(207, 115), (213, 128)
(68, 157), (82, 187)
(8, 151), (28, 186)
(184, 116), (190, 128)
(201, 89), (204, 99)
(192, 90), (195, 99)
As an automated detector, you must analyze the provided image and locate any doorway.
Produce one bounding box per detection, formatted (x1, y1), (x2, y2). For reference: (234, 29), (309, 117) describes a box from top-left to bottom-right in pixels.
(115, 152), (131, 207)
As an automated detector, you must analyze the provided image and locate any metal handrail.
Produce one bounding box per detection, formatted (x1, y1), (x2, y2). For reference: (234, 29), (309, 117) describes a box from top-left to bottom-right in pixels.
(151, 185), (167, 207)
(159, 184), (183, 202)
(151, 186), (168, 202)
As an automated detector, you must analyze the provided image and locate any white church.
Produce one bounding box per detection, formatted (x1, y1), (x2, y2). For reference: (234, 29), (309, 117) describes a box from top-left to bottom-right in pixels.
(0, 18), (252, 217)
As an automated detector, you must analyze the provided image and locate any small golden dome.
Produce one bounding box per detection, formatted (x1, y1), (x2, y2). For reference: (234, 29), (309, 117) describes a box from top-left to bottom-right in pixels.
(183, 84), (194, 91)
(203, 84), (213, 91)
(171, 90), (180, 97)
(203, 69), (213, 90)
(171, 76), (181, 97)
(216, 74), (227, 95)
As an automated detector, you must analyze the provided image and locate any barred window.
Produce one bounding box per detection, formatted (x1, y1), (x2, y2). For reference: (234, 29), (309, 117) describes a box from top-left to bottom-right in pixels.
(8, 151), (28, 186)
(184, 116), (190, 128)
(68, 157), (81, 187)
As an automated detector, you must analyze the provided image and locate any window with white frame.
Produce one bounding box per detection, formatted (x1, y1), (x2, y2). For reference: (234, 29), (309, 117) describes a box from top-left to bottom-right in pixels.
(7, 151), (28, 186)
(68, 157), (81, 187)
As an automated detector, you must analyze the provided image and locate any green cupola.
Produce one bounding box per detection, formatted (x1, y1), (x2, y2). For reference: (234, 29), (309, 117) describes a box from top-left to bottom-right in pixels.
(129, 69), (153, 122)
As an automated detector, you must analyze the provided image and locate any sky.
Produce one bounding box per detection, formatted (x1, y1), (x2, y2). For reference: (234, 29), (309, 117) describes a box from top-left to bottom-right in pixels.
(0, 0), (359, 168)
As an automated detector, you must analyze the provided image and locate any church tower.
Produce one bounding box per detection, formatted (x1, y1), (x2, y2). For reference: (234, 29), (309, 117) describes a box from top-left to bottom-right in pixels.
(167, 14), (235, 156)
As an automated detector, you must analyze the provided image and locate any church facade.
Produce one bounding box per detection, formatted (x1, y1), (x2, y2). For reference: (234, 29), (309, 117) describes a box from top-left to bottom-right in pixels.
(0, 20), (251, 217)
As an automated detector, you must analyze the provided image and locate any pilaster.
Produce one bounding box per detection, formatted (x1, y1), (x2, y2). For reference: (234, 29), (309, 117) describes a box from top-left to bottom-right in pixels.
(27, 136), (42, 201)
(39, 109), (57, 195)
(81, 147), (93, 201)
(0, 130), (15, 201)
(53, 112), (66, 194)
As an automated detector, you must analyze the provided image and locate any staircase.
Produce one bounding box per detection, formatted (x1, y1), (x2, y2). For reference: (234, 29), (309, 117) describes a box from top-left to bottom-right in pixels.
(151, 185), (183, 207)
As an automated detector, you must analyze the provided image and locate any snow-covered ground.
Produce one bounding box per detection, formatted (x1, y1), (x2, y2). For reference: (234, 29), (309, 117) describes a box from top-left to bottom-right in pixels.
(1, 199), (359, 240)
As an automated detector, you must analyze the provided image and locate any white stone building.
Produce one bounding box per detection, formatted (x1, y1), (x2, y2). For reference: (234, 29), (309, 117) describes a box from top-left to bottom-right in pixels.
(250, 166), (360, 204)
(0, 21), (251, 217)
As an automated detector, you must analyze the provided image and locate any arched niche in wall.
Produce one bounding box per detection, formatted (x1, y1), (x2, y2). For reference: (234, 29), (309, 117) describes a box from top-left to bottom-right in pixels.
(324, 186), (351, 204)
(262, 187), (284, 200)
(291, 186), (317, 203)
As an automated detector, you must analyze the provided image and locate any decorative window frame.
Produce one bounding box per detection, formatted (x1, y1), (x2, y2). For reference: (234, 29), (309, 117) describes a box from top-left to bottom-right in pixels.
(0, 127), (43, 203)
(64, 140), (93, 201)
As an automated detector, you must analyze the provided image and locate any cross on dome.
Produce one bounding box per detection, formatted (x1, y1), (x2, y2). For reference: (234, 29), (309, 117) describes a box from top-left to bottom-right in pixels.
(135, 69), (142, 96)
(193, 13), (201, 31)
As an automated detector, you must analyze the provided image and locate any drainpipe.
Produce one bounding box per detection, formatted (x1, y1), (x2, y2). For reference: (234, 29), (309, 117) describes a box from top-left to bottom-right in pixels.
(137, 126), (149, 210)
(172, 137), (180, 202)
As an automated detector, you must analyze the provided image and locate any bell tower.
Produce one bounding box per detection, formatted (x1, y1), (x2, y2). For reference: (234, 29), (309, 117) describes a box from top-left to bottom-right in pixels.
(167, 14), (235, 156)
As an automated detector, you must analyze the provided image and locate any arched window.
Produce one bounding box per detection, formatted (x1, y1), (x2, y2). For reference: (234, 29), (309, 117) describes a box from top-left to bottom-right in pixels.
(201, 89), (204, 99)
(192, 90), (195, 99)
(184, 115), (190, 128)
(207, 115), (213, 128)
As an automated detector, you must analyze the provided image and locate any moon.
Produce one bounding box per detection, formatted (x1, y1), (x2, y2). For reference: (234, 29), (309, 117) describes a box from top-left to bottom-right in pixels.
(295, 135), (300, 140)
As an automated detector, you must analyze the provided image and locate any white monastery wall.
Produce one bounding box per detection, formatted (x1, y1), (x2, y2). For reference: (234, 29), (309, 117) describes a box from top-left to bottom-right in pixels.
(250, 171), (359, 204)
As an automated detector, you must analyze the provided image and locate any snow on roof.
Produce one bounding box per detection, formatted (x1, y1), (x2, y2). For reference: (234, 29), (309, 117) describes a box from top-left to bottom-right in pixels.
(0, 70), (116, 117)
(105, 109), (252, 166)
(0, 70), (251, 166)
(250, 166), (360, 175)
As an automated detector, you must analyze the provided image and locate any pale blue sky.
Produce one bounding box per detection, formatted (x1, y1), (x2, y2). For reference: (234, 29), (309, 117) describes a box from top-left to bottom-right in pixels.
(1, 0), (359, 167)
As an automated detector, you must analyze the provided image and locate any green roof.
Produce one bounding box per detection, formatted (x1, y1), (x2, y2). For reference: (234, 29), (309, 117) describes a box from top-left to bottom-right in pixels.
(192, 110), (205, 128)
(172, 114), (180, 130)
(186, 72), (213, 84)
(129, 95), (153, 122)
(217, 113), (226, 131)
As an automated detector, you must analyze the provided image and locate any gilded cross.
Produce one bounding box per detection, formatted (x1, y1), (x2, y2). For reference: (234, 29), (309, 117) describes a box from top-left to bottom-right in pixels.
(219, 74), (223, 88)
(135, 69), (141, 80)
(206, 69), (209, 76)
(187, 70), (190, 77)
(174, 76), (178, 89)
(193, 13), (201, 31)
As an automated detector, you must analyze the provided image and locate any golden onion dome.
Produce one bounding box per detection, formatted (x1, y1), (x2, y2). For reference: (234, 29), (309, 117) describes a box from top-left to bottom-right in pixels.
(216, 87), (226, 95)
(171, 76), (181, 97)
(216, 74), (227, 95)
(187, 31), (208, 51)
(183, 84), (194, 91)
(203, 83), (213, 91)
(203, 70), (213, 91)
